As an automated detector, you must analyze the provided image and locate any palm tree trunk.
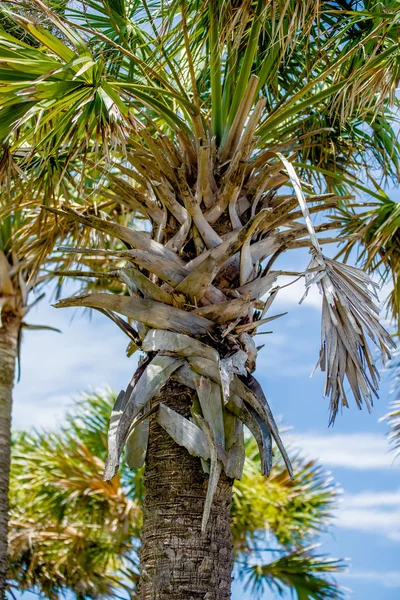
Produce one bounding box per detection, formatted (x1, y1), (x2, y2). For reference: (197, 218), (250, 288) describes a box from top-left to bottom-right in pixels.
(0, 314), (19, 597)
(139, 379), (233, 600)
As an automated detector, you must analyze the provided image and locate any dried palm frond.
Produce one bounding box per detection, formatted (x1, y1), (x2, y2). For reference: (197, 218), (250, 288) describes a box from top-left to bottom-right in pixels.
(278, 152), (395, 422)
(305, 254), (394, 423)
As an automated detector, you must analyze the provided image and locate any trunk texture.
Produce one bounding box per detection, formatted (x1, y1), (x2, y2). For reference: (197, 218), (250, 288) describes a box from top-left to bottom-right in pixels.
(139, 380), (233, 600)
(0, 314), (19, 598)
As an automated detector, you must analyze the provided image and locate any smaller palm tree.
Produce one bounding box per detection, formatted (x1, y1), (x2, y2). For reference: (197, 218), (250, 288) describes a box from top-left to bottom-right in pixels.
(0, 198), (63, 589)
(0, 140), (142, 592)
(9, 388), (345, 600)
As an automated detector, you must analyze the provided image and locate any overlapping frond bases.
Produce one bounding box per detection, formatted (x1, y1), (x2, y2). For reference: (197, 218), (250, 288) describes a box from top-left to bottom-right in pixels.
(48, 93), (392, 529)
(10, 390), (344, 600)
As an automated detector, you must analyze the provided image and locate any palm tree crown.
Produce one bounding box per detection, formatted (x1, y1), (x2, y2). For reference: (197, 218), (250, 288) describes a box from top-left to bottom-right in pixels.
(0, 1), (399, 597)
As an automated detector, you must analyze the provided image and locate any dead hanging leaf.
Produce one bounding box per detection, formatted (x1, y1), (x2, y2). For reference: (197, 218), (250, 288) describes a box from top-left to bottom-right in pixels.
(234, 375), (293, 479)
(196, 376), (225, 449)
(226, 393), (272, 478)
(219, 350), (248, 404)
(196, 414), (223, 534)
(224, 417), (246, 480)
(276, 157), (395, 422)
(104, 355), (184, 480)
(305, 254), (395, 423)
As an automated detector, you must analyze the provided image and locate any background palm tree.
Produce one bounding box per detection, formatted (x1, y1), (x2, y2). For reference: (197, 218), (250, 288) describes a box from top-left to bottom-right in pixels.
(0, 1), (399, 597)
(0, 202), (64, 591)
(9, 388), (345, 600)
(0, 146), (133, 594)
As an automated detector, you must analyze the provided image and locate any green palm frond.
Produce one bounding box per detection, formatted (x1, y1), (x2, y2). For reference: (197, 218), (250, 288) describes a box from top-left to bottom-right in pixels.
(334, 194), (400, 331)
(232, 437), (338, 551)
(242, 545), (346, 600)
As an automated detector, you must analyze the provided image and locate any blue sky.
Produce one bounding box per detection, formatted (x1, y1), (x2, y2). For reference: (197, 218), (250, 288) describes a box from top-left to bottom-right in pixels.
(11, 202), (400, 600)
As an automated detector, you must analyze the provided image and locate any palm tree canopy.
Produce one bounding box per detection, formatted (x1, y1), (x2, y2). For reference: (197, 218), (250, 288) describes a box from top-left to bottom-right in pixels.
(0, 0), (398, 531)
(9, 388), (345, 600)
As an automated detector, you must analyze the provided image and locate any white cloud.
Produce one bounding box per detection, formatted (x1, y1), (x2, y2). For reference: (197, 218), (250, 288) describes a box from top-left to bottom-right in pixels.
(344, 489), (400, 508)
(14, 304), (136, 430)
(334, 487), (400, 542)
(12, 394), (73, 430)
(343, 570), (400, 589)
(286, 432), (396, 470)
(337, 507), (400, 541)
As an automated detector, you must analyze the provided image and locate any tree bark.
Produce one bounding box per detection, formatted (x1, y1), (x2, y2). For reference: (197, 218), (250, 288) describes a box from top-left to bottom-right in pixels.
(0, 314), (19, 598)
(139, 379), (233, 600)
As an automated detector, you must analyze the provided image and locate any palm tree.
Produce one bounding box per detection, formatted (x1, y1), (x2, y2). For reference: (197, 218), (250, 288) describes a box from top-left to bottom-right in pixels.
(0, 202), (63, 591)
(9, 388), (345, 600)
(0, 1), (399, 596)
(0, 147), (130, 594)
